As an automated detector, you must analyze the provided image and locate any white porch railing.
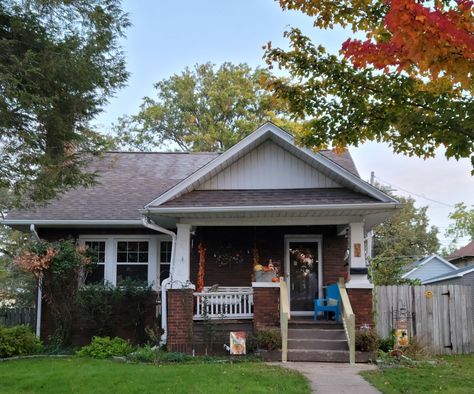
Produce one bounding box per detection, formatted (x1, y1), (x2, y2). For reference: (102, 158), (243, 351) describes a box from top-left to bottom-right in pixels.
(193, 287), (254, 320)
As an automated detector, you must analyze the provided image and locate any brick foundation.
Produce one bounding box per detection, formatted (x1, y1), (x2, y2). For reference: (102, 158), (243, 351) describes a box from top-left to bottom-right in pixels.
(347, 288), (373, 327)
(253, 286), (280, 330)
(167, 289), (194, 353)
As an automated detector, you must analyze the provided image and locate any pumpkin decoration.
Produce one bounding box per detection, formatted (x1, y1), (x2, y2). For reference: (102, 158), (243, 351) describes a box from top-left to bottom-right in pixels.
(271, 277), (279, 283)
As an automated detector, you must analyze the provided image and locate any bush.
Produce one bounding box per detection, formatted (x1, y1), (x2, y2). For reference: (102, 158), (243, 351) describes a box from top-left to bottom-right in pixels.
(76, 336), (133, 359)
(127, 344), (157, 363)
(378, 336), (395, 352)
(355, 329), (379, 352)
(0, 325), (42, 358)
(255, 329), (282, 351)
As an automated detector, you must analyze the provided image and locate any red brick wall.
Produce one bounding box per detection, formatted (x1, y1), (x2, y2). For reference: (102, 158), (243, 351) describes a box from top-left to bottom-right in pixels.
(253, 287), (280, 330)
(347, 288), (373, 327)
(167, 289), (194, 353)
(323, 235), (349, 285)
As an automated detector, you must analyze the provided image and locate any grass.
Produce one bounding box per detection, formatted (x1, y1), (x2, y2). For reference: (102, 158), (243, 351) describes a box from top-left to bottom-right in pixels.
(0, 357), (310, 394)
(361, 354), (474, 394)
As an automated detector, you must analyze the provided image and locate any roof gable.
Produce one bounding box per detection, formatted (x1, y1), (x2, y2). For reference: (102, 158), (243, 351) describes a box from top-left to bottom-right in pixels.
(402, 254), (458, 279)
(197, 139), (342, 190)
(146, 123), (396, 208)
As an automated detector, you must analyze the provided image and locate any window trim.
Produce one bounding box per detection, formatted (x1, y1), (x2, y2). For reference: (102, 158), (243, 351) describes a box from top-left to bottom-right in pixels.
(82, 239), (107, 284)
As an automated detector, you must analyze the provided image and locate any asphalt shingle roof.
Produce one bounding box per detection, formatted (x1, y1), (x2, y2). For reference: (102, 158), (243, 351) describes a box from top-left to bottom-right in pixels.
(448, 240), (474, 260)
(424, 263), (474, 283)
(5, 149), (363, 221)
(159, 188), (379, 208)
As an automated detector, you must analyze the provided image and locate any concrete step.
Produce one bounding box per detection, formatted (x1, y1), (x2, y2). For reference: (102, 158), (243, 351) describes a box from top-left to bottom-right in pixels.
(288, 328), (346, 340)
(288, 349), (350, 363)
(289, 319), (342, 330)
(288, 338), (348, 351)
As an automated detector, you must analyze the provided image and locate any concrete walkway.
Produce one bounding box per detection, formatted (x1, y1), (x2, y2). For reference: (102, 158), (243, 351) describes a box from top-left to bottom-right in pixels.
(272, 362), (380, 394)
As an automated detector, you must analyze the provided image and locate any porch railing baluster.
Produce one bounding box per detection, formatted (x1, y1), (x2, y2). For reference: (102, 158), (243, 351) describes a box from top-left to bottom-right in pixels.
(193, 287), (254, 320)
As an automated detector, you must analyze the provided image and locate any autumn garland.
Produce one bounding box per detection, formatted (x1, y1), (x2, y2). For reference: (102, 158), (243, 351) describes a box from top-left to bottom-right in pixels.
(197, 243), (206, 292)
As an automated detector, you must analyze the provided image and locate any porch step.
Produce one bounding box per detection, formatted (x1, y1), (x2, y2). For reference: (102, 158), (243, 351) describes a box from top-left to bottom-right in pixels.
(288, 338), (348, 351)
(288, 349), (350, 363)
(288, 328), (346, 340)
(289, 320), (343, 330)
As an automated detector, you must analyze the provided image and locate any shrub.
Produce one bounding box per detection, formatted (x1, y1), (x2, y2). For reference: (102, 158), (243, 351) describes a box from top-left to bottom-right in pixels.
(355, 329), (379, 352)
(78, 279), (156, 343)
(127, 344), (156, 363)
(378, 336), (395, 353)
(0, 325), (42, 358)
(76, 336), (133, 359)
(255, 329), (282, 351)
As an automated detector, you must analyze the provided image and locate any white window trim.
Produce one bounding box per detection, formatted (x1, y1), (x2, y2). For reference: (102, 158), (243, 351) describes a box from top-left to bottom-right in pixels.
(79, 234), (171, 290)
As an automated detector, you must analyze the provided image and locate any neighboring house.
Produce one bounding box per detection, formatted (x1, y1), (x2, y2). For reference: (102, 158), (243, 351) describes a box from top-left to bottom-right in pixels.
(423, 264), (474, 323)
(402, 254), (458, 282)
(2, 123), (402, 358)
(447, 240), (474, 267)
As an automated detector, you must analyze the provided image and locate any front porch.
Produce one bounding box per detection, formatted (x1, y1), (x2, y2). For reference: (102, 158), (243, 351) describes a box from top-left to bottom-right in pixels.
(165, 223), (374, 361)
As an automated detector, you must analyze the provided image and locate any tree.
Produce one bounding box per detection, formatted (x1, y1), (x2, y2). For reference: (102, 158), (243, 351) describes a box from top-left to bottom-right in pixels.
(0, 0), (129, 205)
(446, 202), (474, 242)
(263, 1), (474, 170)
(0, 189), (33, 306)
(115, 62), (302, 152)
(369, 195), (440, 285)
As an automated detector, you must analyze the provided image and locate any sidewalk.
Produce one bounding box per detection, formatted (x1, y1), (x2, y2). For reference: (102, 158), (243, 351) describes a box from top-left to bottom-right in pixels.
(273, 362), (380, 394)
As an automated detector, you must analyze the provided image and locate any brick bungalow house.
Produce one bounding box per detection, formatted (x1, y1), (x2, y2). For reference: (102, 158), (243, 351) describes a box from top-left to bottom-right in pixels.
(3, 123), (402, 361)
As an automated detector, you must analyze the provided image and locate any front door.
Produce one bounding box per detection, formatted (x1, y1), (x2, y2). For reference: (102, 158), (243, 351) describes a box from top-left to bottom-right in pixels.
(284, 236), (322, 316)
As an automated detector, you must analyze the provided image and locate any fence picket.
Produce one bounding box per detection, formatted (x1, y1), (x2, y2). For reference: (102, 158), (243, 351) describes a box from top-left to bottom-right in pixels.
(375, 285), (472, 354)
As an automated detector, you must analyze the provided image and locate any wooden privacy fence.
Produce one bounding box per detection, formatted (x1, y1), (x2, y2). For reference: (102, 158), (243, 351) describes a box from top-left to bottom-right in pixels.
(375, 285), (473, 354)
(0, 307), (35, 328)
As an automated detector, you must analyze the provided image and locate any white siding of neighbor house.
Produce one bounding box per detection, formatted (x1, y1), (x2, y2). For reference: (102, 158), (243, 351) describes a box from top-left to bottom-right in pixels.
(405, 257), (457, 282)
(197, 140), (341, 190)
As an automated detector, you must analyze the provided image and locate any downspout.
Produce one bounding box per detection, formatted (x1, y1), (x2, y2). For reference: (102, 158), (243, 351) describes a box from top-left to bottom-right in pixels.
(30, 224), (42, 339)
(141, 216), (176, 345)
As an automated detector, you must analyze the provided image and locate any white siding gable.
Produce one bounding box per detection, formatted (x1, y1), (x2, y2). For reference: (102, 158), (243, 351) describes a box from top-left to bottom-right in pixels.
(405, 257), (457, 282)
(198, 140), (341, 190)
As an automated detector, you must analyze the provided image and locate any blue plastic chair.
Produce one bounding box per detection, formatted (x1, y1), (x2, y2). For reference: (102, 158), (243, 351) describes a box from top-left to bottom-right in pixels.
(314, 283), (340, 321)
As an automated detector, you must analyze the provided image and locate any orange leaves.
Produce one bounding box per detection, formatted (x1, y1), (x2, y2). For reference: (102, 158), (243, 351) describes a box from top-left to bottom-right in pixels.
(342, 0), (474, 91)
(15, 247), (57, 279)
(197, 243), (206, 292)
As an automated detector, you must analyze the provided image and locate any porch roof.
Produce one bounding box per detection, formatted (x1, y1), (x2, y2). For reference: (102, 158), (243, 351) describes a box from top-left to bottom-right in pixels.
(158, 188), (379, 208)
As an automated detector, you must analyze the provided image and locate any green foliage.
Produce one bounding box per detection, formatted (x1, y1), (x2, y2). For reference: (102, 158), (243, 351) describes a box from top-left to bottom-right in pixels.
(0, 0), (129, 205)
(17, 239), (91, 346)
(0, 325), (42, 358)
(370, 195), (440, 285)
(355, 329), (379, 352)
(78, 280), (155, 342)
(255, 329), (282, 351)
(115, 62), (302, 152)
(264, 27), (474, 170)
(446, 203), (474, 243)
(378, 336), (396, 353)
(76, 336), (133, 359)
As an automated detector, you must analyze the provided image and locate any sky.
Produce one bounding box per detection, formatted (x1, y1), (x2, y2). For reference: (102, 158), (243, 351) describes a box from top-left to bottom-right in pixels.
(95, 0), (474, 249)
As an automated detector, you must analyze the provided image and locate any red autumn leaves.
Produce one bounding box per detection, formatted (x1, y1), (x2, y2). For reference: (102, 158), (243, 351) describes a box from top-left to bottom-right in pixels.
(342, 0), (474, 89)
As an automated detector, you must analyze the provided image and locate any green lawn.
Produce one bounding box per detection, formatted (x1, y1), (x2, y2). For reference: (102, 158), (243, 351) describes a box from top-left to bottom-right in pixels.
(0, 357), (310, 394)
(361, 355), (474, 394)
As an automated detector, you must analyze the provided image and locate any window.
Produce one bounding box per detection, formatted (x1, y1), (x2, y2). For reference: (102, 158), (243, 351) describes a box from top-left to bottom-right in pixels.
(159, 241), (172, 285)
(116, 241), (149, 284)
(84, 241), (106, 284)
